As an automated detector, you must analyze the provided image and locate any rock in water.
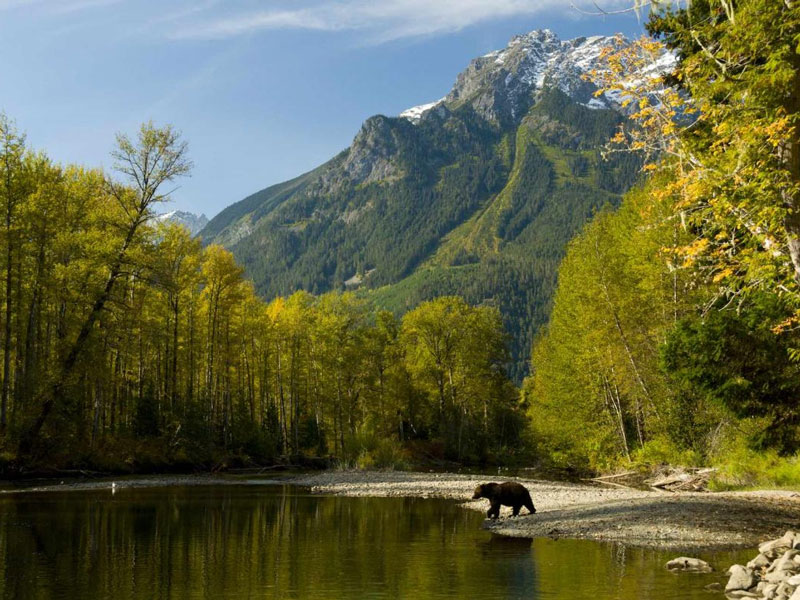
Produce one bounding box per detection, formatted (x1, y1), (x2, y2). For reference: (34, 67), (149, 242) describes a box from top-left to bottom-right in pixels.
(665, 557), (713, 573)
(726, 564), (757, 592)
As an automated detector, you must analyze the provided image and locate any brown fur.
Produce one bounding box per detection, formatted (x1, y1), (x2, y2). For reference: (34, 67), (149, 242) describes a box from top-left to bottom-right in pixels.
(472, 481), (536, 519)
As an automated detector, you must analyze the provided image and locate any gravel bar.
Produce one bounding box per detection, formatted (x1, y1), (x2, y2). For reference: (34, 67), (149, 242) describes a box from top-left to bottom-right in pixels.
(289, 471), (800, 548)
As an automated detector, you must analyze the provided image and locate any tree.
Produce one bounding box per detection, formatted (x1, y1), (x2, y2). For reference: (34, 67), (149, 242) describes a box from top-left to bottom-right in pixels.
(19, 122), (191, 453)
(662, 295), (800, 454)
(401, 297), (467, 423)
(524, 175), (704, 469)
(401, 297), (517, 460)
(594, 2), (800, 322)
(201, 244), (245, 439)
(0, 116), (26, 432)
(151, 223), (202, 412)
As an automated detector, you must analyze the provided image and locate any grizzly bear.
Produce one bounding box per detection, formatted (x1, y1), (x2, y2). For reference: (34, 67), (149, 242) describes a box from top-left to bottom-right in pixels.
(472, 481), (536, 519)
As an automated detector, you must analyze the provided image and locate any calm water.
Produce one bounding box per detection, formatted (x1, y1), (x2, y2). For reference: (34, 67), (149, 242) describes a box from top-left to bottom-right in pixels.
(0, 483), (749, 599)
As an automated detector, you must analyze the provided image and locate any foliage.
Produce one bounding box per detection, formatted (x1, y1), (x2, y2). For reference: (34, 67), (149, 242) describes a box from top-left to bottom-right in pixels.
(0, 123), (523, 469)
(594, 2), (800, 325)
(711, 447), (800, 491)
(662, 296), (800, 453)
(525, 166), (800, 471)
(523, 174), (703, 469)
(527, 2), (800, 477)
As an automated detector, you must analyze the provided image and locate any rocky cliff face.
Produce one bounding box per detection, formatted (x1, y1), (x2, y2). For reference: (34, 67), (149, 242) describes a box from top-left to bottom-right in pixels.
(341, 116), (406, 185)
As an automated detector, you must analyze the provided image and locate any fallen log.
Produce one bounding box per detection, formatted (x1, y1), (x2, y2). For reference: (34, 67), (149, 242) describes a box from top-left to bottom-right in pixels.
(588, 470), (638, 481)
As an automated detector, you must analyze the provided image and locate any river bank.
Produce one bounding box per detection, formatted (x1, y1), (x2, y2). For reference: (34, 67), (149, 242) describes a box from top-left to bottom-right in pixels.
(289, 471), (800, 548)
(2, 470), (798, 549)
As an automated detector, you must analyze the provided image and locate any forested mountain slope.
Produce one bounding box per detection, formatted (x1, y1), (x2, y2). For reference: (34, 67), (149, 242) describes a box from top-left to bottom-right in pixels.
(201, 30), (657, 380)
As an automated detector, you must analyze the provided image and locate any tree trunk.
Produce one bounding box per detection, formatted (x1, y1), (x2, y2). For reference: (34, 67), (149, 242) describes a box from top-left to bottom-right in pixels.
(277, 341), (287, 453)
(1, 178), (12, 432)
(171, 296), (179, 413)
(18, 214), (142, 455)
(595, 239), (655, 421)
(783, 108), (800, 282)
(601, 372), (630, 460)
(188, 296), (195, 406)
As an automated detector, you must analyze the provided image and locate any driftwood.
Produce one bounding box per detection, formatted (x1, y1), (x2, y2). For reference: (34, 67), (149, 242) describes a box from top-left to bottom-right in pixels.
(20, 468), (109, 478)
(213, 455), (333, 475)
(588, 470), (638, 481)
(582, 467), (717, 493)
(583, 478), (638, 489)
(581, 470), (642, 490)
(223, 465), (304, 474)
(649, 468), (716, 492)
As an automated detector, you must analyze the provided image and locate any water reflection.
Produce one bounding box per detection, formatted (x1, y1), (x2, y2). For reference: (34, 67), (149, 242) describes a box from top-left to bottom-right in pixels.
(0, 484), (749, 599)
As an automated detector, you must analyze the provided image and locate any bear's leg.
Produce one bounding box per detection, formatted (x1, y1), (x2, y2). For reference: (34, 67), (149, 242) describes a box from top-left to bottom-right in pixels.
(489, 501), (501, 519)
(524, 498), (536, 515)
(512, 505), (521, 517)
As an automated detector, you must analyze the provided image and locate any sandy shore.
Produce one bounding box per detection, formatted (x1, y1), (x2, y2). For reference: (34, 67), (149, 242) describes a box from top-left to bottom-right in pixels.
(289, 471), (800, 548)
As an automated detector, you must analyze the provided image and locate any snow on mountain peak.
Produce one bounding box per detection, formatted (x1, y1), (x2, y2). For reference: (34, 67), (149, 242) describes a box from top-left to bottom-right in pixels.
(399, 98), (446, 123)
(399, 29), (674, 124)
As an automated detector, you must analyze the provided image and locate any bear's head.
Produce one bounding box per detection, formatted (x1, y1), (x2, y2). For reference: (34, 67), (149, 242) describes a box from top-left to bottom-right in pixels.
(472, 485), (485, 499)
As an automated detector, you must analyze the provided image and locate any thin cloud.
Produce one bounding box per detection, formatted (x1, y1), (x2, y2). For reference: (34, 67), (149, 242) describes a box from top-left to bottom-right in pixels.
(0, 0), (120, 13)
(0, 0), (44, 10)
(46, 0), (122, 15)
(169, 0), (632, 43)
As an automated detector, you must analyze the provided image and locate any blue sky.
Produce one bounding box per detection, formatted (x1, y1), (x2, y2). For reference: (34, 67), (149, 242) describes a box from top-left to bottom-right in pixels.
(0, 0), (648, 218)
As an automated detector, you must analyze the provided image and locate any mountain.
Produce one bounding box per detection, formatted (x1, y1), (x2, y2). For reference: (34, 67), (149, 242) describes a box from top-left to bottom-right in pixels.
(156, 210), (209, 237)
(201, 30), (670, 381)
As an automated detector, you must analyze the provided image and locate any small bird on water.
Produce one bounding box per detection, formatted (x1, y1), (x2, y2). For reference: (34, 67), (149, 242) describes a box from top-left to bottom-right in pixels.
(111, 482), (116, 495)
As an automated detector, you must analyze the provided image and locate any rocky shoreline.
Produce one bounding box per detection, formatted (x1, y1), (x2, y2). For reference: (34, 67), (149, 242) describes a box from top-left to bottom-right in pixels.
(717, 531), (800, 599)
(668, 531), (800, 599)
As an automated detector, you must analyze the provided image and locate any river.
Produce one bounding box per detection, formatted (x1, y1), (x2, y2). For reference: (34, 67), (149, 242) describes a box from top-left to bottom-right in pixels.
(0, 482), (748, 599)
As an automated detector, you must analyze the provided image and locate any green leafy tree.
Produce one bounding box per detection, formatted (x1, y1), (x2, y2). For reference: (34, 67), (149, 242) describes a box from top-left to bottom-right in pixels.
(596, 2), (800, 322)
(401, 297), (519, 460)
(19, 122), (191, 454)
(524, 174), (705, 469)
(0, 116), (26, 432)
(662, 296), (800, 453)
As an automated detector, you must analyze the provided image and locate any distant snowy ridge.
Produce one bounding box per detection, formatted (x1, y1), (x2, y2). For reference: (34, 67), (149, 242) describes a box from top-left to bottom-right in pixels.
(154, 210), (209, 237)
